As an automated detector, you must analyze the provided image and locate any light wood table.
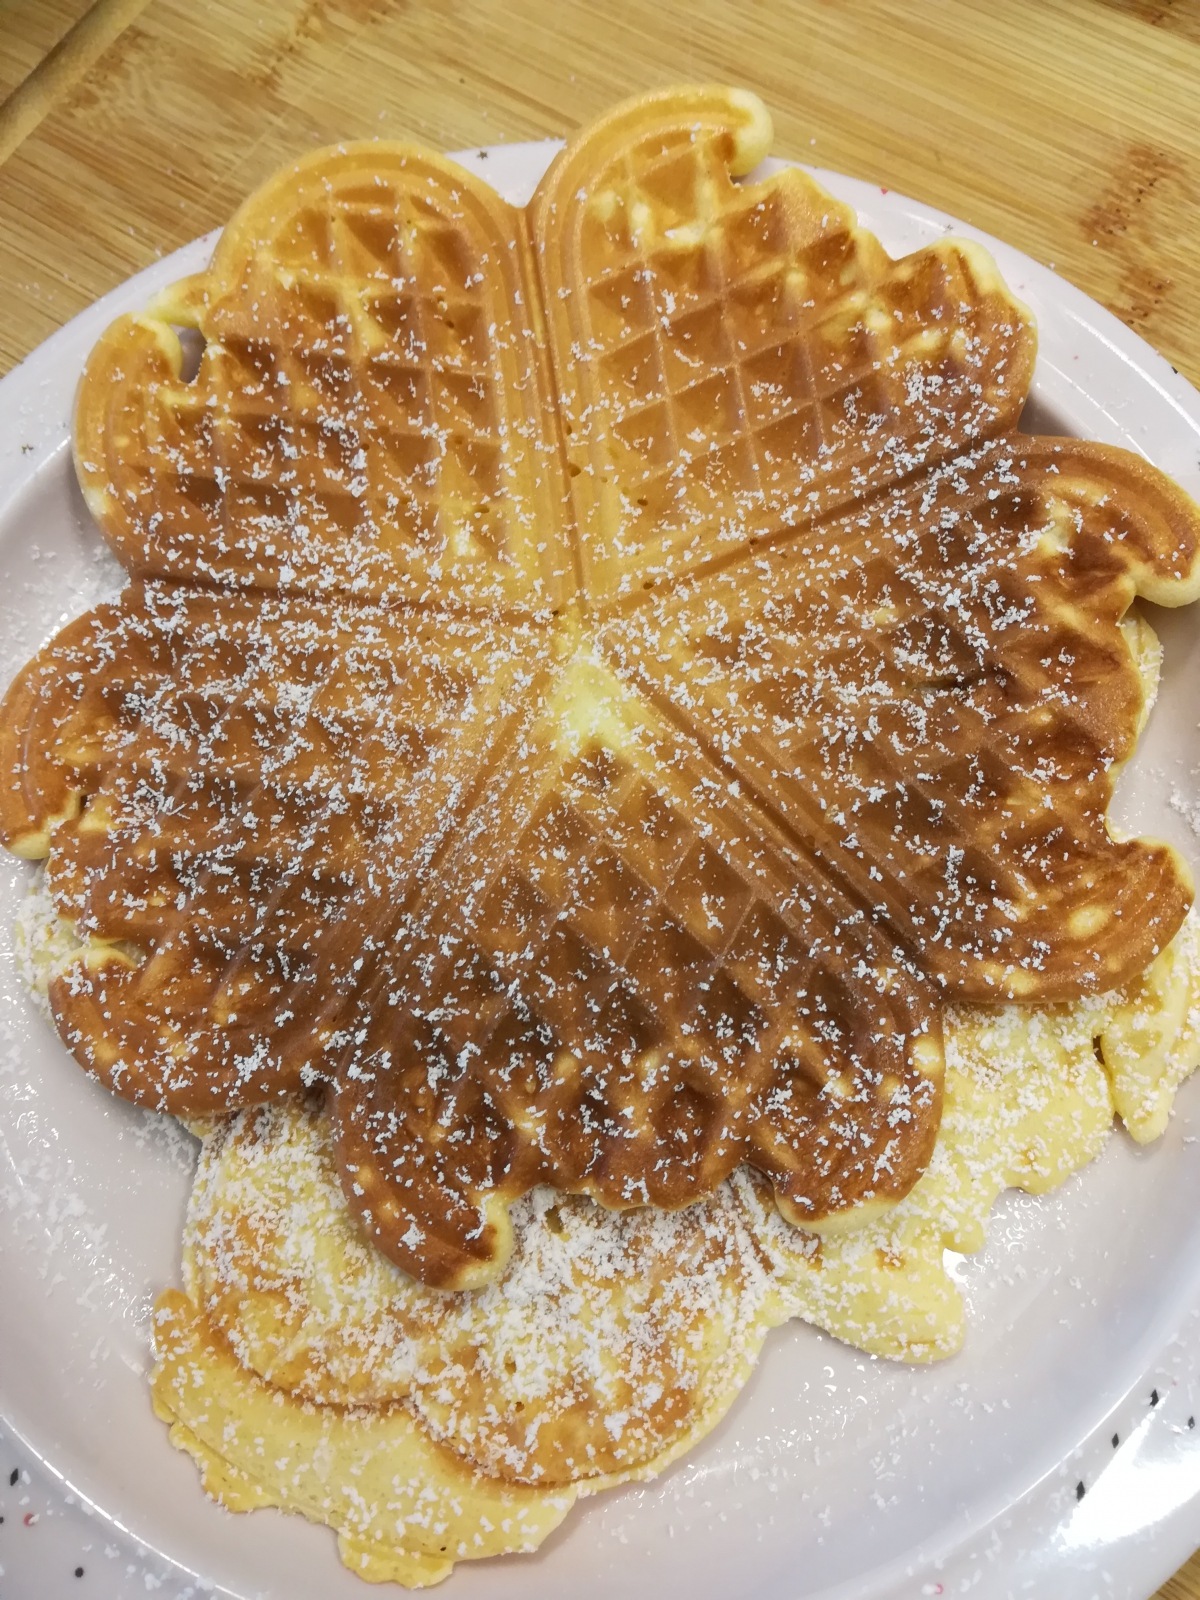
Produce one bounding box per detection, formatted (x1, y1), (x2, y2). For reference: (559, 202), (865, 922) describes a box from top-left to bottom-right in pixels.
(1, 2), (1198, 1595)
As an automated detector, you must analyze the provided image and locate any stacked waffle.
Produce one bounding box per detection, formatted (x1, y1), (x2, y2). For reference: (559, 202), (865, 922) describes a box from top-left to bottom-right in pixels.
(4, 86), (1200, 1586)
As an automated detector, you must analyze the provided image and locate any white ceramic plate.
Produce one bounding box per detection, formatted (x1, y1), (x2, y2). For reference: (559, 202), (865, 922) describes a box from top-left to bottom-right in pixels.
(2, 142), (1200, 1600)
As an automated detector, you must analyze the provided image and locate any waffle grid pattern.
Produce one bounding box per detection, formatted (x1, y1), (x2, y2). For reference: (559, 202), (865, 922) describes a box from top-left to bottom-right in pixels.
(543, 122), (1032, 600)
(4, 88), (1198, 1288)
(83, 152), (563, 607)
(601, 437), (1192, 1000)
(335, 714), (934, 1277)
(20, 588), (547, 1108)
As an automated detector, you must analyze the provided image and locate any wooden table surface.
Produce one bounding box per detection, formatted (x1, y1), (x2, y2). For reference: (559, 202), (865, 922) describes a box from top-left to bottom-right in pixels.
(1, 1), (1198, 1594)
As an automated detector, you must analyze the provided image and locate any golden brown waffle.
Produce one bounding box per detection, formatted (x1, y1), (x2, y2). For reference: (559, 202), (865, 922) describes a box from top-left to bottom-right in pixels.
(533, 89), (1037, 602)
(73, 145), (570, 611)
(599, 435), (1199, 1000)
(2, 584), (551, 1109)
(3, 86), (1200, 1289)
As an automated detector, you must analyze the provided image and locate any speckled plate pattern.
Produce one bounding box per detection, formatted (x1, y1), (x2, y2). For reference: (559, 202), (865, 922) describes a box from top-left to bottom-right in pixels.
(2, 142), (1200, 1600)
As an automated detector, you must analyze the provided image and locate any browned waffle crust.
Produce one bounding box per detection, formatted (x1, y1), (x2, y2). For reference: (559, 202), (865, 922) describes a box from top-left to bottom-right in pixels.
(2, 87), (1198, 1287)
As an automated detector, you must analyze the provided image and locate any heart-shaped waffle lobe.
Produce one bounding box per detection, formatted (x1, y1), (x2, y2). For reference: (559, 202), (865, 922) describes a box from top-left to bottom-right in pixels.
(536, 89), (1038, 600)
(3, 86), (1200, 1289)
(73, 144), (571, 610)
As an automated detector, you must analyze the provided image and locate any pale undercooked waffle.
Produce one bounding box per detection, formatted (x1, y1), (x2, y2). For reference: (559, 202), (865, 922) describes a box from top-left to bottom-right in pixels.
(3, 87), (1200, 1291)
(179, 1098), (783, 1488)
(150, 1291), (577, 1589)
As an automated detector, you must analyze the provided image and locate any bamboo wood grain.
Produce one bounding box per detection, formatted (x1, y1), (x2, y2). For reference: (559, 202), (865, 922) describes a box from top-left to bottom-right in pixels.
(1, 0), (1200, 386)
(0, 2), (1198, 1594)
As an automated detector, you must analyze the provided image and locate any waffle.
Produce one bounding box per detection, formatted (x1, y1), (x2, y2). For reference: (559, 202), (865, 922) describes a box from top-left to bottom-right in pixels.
(1, 584), (551, 1109)
(151, 1291), (576, 1588)
(4, 87), (1200, 1291)
(73, 144), (571, 611)
(146, 900), (1200, 1586)
(179, 1098), (784, 1487)
(533, 88), (1037, 601)
(598, 435), (1198, 1001)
